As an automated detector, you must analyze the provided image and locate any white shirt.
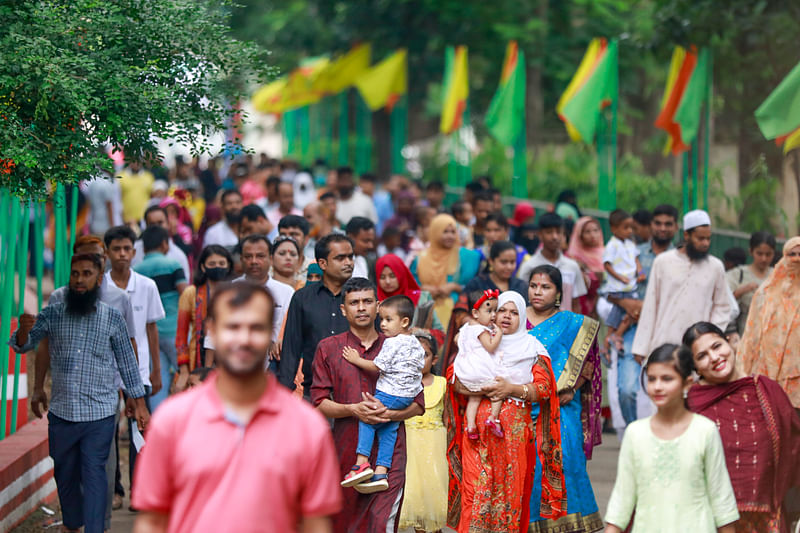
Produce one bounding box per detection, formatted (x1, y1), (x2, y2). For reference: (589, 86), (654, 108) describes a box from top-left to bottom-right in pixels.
(336, 191), (378, 225)
(233, 275), (295, 339)
(374, 334), (425, 398)
(132, 239), (191, 281)
(601, 236), (640, 293)
(352, 255), (369, 279)
(105, 271), (165, 386)
(203, 220), (239, 250)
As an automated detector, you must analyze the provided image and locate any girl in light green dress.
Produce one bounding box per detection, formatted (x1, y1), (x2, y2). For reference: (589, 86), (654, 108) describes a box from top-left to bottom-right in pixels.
(604, 344), (740, 533)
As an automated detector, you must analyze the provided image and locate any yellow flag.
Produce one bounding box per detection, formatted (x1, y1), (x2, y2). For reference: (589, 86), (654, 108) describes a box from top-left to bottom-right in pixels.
(556, 39), (604, 142)
(252, 77), (288, 114)
(440, 46), (469, 134)
(316, 43), (372, 95)
(282, 56), (329, 109)
(355, 49), (407, 111)
(784, 127), (800, 153)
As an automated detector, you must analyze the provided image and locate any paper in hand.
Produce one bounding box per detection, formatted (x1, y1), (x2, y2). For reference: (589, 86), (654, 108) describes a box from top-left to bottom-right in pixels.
(131, 422), (146, 452)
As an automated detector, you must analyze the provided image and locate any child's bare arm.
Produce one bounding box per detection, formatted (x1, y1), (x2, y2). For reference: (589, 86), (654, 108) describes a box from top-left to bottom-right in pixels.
(342, 346), (380, 372)
(478, 328), (502, 353)
(604, 261), (629, 284)
(635, 257), (646, 282)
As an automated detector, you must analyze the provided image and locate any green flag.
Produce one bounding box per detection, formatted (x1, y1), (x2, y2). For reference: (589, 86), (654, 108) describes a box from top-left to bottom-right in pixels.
(560, 39), (618, 143)
(755, 59), (800, 140)
(485, 42), (526, 146)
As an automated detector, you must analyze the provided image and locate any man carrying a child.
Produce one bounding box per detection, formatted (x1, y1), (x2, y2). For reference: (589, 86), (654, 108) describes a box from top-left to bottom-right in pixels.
(312, 277), (424, 533)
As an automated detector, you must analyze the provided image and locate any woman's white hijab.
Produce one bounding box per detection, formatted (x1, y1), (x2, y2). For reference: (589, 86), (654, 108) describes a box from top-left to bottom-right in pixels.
(497, 291), (549, 382)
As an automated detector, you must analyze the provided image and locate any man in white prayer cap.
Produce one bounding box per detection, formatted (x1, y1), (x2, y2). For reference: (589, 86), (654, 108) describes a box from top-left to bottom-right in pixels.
(632, 209), (732, 362)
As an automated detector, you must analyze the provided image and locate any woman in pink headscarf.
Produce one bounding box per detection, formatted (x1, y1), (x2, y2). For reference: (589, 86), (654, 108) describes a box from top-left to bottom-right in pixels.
(566, 216), (604, 317)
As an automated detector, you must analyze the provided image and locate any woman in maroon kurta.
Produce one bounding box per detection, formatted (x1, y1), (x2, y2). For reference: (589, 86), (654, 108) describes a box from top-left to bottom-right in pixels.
(682, 321), (800, 533)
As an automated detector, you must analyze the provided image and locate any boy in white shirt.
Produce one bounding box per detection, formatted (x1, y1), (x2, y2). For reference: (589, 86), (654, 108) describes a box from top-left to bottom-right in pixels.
(600, 209), (645, 352)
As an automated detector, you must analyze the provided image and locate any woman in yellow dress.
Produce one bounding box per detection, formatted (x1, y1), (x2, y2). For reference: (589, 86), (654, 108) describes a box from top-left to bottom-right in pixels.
(400, 332), (448, 532)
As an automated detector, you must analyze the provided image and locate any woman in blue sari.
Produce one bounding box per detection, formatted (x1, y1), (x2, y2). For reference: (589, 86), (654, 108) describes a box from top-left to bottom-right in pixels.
(526, 264), (603, 533)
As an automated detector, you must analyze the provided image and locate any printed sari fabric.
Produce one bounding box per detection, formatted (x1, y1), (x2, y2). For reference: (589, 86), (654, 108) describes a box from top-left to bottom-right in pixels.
(175, 283), (210, 370)
(688, 375), (800, 533)
(529, 311), (603, 533)
(740, 236), (800, 407)
(445, 358), (566, 533)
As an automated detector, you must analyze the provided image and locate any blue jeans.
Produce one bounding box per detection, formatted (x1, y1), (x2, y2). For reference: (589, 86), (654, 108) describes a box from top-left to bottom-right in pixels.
(356, 390), (414, 469)
(617, 326), (641, 425)
(48, 413), (116, 533)
(149, 335), (176, 412)
(605, 290), (638, 329)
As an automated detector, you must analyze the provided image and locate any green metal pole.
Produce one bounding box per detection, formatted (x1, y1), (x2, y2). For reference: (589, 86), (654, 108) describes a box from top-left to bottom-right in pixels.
(299, 105), (311, 165)
(682, 152), (690, 215)
(610, 65), (618, 210)
(390, 95), (408, 175)
(34, 202), (44, 312)
(69, 184), (78, 256)
(597, 111), (610, 210)
(355, 94), (372, 175)
(338, 91), (349, 166)
(0, 195), (20, 440)
(702, 52), (712, 210)
(10, 201), (29, 434)
(691, 139), (699, 210)
(512, 127), (528, 198)
(461, 103), (472, 186)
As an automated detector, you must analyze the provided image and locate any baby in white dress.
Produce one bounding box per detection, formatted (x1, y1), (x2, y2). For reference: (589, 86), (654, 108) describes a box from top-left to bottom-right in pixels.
(454, 289), (505, 438)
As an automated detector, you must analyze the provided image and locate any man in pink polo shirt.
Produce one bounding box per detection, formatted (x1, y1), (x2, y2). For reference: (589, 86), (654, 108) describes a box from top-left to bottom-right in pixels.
(132, 282), (342, 533)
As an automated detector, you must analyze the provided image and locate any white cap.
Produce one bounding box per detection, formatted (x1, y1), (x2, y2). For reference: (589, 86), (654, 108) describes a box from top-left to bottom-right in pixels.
(683, 209), (711, 231)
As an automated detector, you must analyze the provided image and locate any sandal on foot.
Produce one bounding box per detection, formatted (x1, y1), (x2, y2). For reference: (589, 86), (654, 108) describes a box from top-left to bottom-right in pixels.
(355, 474), (389, 494)
(341, 463), (374, 487)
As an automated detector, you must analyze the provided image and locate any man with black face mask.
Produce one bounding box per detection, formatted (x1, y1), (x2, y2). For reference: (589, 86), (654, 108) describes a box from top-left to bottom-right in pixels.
(10, 253), (149, 533)
(203, 189), (243, 250)
(633, 209), (731, 366)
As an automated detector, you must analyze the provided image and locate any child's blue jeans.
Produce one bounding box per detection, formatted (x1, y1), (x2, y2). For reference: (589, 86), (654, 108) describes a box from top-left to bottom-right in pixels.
(356, 390), (415, 469)
(605, 290), (638, 329)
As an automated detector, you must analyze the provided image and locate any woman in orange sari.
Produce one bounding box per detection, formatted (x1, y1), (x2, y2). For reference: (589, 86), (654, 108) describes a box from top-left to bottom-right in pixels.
(446, 291), (566, 533)
(740, 236), (800, 407)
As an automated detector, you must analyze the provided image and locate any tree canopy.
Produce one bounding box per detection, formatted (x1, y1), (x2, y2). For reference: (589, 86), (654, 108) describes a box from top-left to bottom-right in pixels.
(0, 0), (266, 199)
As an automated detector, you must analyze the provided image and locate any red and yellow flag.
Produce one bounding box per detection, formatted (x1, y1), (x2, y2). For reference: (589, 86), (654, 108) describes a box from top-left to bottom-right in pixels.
(355, 49), (407, 111)
(440, 46), (469, 134)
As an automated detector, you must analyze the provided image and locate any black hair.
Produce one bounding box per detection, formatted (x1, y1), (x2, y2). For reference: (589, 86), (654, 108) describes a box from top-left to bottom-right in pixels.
(723, 247), (747, 267)
(337, 166), (354, 177)
(345, 216), (375, 236)
(266, 176), (281, 189)
(537, 212), (564, 231)
(749, 230), (776, 251)
(472, 191), (493, 206)
(359, 172), (377, 183)
(220, 189), (242, 204)
(681, 321), (728, 372)
(271, 235), (301, 256)
(143, 205), (167, 224)
(609, 209), (631, 228)
(207, 281), (274, 326)
(652, 204), (679, 222)
(633, 209), (652, 226)
(489, 240), (517, 260)
(641, 343), (694, 391)
(319, 191), (336, 202)
(381, 225), (401, 240)
(315, 233), (354, 262)
(485, 212), (509, 229)
(342, 277), (376, 298)
(451, 200), (470, 217)
(240, 234), (271, 253)
(556, 189), (577, 205)
(380, 294), (415, 322)
(193, 245), (234, 286)
(465, 181), (486, 194)
(241, 204), (266, 222)
(529, 264), (563, 303)
(141, 226), (169, 253)
(278, 214), (310, 236)
(466, 289), (496, 310)
(488, 187), (501, 197)
(70, 253), (104, 271)
(104, 225), (137, 247)
(426, 180), (444, 192)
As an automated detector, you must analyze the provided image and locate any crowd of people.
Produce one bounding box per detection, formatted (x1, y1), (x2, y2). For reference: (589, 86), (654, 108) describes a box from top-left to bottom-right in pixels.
(11, 154), (800, 533)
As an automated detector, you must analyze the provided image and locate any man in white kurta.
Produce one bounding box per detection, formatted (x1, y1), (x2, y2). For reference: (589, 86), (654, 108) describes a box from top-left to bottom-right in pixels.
(632, 210), (731, 361)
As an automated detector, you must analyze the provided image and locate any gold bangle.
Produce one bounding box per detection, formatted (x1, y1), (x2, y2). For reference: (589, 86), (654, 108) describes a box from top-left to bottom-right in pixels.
(521, 384), (529, 401)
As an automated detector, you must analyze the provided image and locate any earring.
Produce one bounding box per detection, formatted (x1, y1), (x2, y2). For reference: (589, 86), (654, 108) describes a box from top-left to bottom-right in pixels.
(555, 294), (562, 307)
(682, 389), (688, 399)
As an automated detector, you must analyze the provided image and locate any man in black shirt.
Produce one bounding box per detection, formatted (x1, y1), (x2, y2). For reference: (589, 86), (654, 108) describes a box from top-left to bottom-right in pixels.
(278, 233), (354, 398)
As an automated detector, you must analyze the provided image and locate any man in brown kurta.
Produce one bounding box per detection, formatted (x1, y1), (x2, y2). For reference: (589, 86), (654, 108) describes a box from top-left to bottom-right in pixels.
(311, 277), (424, 533)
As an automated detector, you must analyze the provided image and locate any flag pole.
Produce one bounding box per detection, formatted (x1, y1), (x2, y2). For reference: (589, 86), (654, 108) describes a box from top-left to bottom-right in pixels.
(702, 51), (713, 210)
(691, 138), (699, 210)
(338, 91), (349, 166)
(512, 126), (527, 198)
(390, 95), (407, 175)
(682, 152), (690, 214)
